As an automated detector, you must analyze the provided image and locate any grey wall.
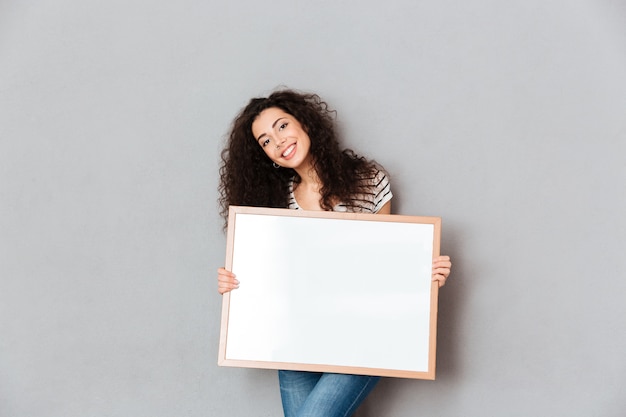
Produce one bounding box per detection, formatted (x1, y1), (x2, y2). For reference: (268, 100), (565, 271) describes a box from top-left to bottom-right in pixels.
(1, 1), (625, 416)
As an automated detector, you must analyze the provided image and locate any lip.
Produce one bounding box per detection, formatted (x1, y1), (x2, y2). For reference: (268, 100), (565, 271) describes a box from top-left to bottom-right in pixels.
(281, 143), (297, 160)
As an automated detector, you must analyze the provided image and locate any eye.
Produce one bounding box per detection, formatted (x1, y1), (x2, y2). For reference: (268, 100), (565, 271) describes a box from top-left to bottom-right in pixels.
(261, 137), (271, 147)
(278, 122), (288, 131)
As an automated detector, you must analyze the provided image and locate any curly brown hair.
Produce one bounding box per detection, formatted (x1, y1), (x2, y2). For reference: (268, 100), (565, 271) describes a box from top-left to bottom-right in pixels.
(218, 89), (380, 223)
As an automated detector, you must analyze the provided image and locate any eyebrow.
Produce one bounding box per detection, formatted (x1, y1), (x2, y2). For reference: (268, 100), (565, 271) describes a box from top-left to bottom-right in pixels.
(256, 117), (287, 142)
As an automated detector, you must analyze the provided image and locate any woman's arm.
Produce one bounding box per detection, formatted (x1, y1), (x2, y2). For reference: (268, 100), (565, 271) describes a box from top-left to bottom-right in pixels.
(376, 200), (392, 214)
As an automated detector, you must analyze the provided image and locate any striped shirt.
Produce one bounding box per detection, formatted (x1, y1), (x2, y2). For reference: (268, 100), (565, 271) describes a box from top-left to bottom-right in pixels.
(287, 169), (393, 213)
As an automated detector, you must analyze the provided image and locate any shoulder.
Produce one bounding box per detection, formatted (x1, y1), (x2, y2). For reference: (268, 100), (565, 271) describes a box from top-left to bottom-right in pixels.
(369, 167), (392, 211)
(345, 165), (392, 213)
(358, 165), (391, 191)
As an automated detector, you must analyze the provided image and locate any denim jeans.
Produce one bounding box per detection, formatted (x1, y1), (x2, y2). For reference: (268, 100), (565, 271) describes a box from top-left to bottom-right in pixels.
(278, 370), (380, 417)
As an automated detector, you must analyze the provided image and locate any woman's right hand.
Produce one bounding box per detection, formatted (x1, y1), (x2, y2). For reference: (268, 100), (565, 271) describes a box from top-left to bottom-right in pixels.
(217, 267), (239, 294)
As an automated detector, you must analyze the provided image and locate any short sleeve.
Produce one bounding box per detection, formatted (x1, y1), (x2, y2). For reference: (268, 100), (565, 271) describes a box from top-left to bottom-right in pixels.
(371, 169), (393, 213)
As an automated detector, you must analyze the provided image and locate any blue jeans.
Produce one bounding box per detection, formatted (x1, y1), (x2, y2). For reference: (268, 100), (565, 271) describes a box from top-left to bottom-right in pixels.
(278, 370), (380, 417)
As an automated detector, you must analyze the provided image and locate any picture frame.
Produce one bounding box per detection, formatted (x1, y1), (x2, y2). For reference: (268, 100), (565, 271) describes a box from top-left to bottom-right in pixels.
(218, 206), (441, 379)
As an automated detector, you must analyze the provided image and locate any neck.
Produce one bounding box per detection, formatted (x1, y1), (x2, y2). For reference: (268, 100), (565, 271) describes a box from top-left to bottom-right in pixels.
(294, 157), (320, 187)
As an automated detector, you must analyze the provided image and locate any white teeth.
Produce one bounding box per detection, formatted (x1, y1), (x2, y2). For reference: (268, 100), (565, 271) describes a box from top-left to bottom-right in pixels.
(282, 144), (296, 157)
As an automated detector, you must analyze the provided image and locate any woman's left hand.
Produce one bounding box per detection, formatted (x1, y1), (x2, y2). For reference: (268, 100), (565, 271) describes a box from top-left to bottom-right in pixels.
(432, 255), (452, 287)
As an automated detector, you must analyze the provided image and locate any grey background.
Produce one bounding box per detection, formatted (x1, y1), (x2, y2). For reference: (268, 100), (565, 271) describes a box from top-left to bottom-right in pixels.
(1, 1), (624, 416)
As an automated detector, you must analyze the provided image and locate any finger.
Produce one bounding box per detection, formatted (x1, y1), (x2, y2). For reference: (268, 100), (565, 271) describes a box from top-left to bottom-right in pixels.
(432, 264), (451, 277)
(217, 275), (239, 283)
(217, 268), (237, 282)
(432, 259), (452, 268)
(218, 281), (239, 293)
(432, 267), (450, 277)
(217, 288), (237, 295)
(218, 280), (239, 294)
(432, 274), (447, 287)
(217, 267), (236, 278)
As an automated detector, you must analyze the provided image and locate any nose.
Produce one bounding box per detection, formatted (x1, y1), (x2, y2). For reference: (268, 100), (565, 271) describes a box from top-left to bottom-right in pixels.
(275, 135), (286, 149)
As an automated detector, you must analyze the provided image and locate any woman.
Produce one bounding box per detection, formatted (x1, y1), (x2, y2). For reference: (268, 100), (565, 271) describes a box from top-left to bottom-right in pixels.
(217, 89), (451, 417)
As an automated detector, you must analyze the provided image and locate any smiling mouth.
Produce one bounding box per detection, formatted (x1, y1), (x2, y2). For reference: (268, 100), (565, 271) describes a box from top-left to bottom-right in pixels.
(282, 144), (296, 158)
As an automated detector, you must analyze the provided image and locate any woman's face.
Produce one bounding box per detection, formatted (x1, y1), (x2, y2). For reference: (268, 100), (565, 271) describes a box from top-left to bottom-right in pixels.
(251, 107), (312, 170)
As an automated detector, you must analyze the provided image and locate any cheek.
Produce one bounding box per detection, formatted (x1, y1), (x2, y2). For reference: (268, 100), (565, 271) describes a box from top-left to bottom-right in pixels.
(261, 146), (275, 159)
(301, 134), (312, 150)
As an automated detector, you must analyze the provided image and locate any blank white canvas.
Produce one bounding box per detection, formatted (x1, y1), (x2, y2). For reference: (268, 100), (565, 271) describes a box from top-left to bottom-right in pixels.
(224, 212), (435, 373)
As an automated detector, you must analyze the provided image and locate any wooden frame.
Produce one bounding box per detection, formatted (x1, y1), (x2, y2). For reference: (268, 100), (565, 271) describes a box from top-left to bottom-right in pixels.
(218, 206), (441, 379)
